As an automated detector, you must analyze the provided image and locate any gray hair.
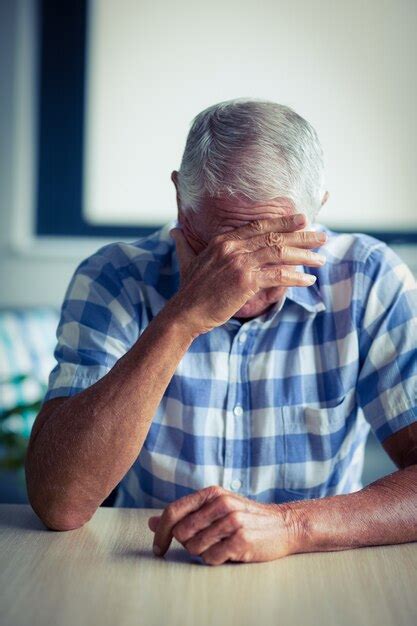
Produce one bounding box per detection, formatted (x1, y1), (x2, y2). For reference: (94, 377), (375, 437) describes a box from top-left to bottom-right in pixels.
(177, 98), (326, 221)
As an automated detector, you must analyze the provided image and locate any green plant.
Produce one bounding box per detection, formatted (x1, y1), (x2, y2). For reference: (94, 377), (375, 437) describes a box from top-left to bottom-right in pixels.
(0, 397), (43, 471)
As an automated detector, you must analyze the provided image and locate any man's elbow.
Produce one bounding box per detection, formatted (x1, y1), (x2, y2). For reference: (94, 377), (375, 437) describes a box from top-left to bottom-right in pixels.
(42, 509), (90, 532)
(25, 474), (92, 532)
(27, 492), (91, 531)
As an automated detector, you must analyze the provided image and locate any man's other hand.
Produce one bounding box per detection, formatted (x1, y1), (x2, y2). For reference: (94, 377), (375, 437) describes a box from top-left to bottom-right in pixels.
(148, 485), (300, 565)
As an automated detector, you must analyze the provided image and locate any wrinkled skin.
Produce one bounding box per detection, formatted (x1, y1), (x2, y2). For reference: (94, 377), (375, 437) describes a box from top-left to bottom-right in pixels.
(148, 485), (296, 566)
(171, 170), (329, 320)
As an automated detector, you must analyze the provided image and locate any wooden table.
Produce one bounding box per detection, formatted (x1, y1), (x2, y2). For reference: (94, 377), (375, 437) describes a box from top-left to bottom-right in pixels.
(1, 504), (416, 626)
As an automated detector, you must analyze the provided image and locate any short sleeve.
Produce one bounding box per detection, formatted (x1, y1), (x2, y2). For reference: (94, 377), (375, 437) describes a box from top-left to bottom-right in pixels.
(43, 247), (142, 404)
(356, 244), (417, 442)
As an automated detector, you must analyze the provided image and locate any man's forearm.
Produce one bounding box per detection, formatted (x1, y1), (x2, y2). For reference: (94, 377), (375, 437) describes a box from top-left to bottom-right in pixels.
(26, 300), (196, 530)
(286, 465), (417, 553)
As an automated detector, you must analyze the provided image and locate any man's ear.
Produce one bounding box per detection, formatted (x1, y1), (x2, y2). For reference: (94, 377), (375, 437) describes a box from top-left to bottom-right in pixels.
(171, 170), (179, 189)
(321, 191), (329, 206)
(171, 170), (182, 220)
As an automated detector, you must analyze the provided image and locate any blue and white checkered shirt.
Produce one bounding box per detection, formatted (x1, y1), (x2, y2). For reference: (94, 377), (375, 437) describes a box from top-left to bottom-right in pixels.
(44, 220), (417, 507)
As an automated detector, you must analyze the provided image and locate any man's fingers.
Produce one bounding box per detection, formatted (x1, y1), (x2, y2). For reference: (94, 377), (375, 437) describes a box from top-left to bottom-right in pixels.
(200, 531), (244, 566)
(219, 213), (307, 242)
(251, 245), (326, 268)
(152, 486), (223, 556)
(184, 511), (250, 556)
(258, 267), (317, 288)
(172, 493), (248, 545)
(148, 515), (161, 532)
(244, 229), (327, 252)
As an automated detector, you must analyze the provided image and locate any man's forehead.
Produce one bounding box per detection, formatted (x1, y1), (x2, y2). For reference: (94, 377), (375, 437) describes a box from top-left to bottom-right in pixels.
(200, 194), (295, 214)
(198, 195), (297, 237)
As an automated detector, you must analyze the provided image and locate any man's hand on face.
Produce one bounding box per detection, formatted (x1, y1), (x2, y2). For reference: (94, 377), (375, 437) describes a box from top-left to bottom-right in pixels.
(168, 212), (327, 336)
(148, 486), (300, 565)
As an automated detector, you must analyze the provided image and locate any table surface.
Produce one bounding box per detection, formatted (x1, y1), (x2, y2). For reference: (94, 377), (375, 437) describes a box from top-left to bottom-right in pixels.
(1, 504), (416, 626)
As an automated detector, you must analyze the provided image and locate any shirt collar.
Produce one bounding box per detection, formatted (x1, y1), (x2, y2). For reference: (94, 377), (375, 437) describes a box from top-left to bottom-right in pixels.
(284, 276), (326, 314)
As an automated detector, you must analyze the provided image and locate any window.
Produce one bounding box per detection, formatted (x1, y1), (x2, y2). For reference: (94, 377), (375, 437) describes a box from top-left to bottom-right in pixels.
(36, 0), (157, 238)
(36, 0), (417, 243)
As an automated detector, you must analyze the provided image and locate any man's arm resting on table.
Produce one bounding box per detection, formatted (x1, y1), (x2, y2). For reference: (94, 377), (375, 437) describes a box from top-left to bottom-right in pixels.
(288, 422), (417, 553)
(25, 302), (196, 532)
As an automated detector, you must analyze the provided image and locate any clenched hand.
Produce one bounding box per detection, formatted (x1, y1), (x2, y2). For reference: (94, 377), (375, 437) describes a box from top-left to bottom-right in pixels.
(148, 486), (300, 566)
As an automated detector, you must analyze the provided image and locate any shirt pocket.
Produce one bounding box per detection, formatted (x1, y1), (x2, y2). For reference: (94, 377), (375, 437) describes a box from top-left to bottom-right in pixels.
(281, 394), (353, 500)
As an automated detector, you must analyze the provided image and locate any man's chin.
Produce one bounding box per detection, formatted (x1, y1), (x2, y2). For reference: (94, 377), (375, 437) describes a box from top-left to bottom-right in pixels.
(232, 289), (287, 320)
(233, 300), (274, 320)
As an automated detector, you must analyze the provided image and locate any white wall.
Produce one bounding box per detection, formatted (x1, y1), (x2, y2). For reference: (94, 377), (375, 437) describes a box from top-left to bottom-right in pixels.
(85, 0), (417, 233)
(0, 0), (415, 309)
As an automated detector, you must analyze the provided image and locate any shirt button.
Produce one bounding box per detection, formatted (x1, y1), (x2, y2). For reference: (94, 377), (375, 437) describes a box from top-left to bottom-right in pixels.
(238, 332), (247, 344)
(233, 405), (243, 416)
(230, 479), (242, 491)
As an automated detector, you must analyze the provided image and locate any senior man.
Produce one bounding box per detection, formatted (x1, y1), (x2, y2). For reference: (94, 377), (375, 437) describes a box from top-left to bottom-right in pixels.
(26, 99), (417, 565)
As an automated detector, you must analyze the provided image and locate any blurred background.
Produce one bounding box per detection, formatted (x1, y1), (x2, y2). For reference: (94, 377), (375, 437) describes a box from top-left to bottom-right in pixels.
(0, 0), (416, 503)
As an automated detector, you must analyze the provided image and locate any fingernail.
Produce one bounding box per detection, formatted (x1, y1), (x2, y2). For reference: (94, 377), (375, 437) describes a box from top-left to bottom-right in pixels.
(317, 254), (326, 264)
(317, 232), (327, 242)
(294, 214), (305, 225)
(306, 275), (317, 284)
(153, 543), (162, 556)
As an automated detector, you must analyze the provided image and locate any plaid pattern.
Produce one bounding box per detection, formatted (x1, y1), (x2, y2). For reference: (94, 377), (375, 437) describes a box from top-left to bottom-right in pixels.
(44, 220), (417, 507)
